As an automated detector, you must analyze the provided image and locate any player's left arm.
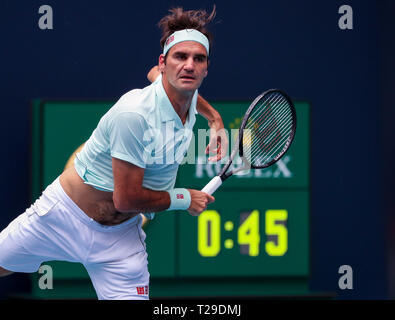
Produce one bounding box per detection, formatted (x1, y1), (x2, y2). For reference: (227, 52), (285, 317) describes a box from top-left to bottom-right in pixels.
(195, 94), (228, 162)
(147, 66), (228, 161)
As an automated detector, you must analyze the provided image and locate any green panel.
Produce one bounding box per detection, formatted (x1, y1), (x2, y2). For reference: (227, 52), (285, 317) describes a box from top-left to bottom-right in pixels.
(150, 277), (310, 298)
(176, 101), (310, 190)
(144, 211), (177, 277)
(178, 191), (309, 277)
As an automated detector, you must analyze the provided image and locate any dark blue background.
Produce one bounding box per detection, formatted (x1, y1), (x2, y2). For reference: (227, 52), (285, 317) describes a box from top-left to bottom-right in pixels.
(0, 0), (393, 299)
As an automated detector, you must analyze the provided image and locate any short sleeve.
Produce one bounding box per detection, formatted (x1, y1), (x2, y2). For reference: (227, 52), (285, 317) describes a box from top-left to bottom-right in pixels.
(109, 112), (154, 168)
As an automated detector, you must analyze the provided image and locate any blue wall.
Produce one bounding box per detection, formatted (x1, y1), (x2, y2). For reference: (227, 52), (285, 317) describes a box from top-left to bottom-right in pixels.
(378, 0), (395, 299)
(0, 0), (392, 299)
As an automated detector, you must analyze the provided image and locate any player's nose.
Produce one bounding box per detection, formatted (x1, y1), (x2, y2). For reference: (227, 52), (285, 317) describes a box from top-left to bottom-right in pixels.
(183, 57), (195, 71)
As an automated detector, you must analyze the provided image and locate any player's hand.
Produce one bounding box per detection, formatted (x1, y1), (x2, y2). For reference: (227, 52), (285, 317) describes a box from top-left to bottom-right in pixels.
(187, 189), (215, 216)
(206, 121), (229, 162)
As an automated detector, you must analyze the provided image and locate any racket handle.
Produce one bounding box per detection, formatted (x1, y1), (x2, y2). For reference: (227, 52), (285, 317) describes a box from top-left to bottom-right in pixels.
(201, 176), (222, 195)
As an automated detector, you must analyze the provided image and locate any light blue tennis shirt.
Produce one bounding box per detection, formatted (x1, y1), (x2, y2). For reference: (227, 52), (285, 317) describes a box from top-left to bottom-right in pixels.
(74, 74), (198, 220)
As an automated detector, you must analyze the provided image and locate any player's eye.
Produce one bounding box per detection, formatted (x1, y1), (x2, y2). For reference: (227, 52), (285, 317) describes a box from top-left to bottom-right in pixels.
(194, 55), (206, 63)
(174, 53), (187, 60)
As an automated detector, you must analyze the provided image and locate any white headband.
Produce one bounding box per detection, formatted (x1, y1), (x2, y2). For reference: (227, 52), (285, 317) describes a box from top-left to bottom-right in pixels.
(163, 29), (210, 56)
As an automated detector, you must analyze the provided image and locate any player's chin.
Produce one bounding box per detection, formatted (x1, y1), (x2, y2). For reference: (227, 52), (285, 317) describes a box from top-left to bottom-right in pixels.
(178, 80), (202, 91)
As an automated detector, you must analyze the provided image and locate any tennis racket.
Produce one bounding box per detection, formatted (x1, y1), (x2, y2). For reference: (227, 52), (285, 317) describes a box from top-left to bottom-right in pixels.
(201, 89), (297, 195)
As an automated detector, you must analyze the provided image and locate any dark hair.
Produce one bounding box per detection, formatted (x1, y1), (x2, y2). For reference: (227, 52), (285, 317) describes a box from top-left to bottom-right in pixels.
(158, 6), (216, 50)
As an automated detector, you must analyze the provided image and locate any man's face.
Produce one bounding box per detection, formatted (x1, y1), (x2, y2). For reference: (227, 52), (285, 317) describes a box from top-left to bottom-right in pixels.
(159, 41), (208, 94)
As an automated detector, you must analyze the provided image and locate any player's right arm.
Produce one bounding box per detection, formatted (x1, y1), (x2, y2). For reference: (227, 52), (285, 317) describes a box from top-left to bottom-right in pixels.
(112, 157), (214, 216)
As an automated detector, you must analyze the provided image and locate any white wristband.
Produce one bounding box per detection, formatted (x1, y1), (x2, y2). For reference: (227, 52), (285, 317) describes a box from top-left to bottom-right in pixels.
(166, 188), (191, 211)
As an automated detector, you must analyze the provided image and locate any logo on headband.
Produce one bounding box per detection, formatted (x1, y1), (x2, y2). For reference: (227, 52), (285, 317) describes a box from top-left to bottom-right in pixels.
(165, 35), (175, 46)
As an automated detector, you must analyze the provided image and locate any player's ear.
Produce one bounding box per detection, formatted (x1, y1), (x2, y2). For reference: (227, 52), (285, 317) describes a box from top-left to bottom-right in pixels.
(204, 59), (209, 78)
(158, 54), (166, 72)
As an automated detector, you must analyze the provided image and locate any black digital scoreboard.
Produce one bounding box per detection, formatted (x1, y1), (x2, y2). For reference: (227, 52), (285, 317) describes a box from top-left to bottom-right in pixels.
(30, 99), (310, 298)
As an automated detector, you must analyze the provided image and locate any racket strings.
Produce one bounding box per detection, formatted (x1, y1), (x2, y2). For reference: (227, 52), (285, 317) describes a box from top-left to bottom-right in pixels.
(254, 105), (293, 157)
(247, 96), (290, 146)
(251, 103), (290, 149)
(250, 110), (292, 163)
(248, 94), (290, 134)
(243, 92), (294, 167)
(244, 96), (285, 154)
(250, 106), (292, 164)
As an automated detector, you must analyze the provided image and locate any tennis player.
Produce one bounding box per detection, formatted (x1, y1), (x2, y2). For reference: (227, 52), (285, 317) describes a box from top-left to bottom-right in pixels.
(0, 6), (226, 300)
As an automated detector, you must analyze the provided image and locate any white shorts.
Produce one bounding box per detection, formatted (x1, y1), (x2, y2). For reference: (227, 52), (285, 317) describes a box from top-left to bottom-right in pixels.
(0, 177), (150, 300)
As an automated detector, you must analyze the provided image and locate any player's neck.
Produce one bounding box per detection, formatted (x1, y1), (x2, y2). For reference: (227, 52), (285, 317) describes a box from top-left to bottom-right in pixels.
(162, 77), (194, 125)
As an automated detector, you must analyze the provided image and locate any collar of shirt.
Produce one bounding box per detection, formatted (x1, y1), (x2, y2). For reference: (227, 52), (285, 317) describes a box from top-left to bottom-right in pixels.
(154, 74), (198, 130)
